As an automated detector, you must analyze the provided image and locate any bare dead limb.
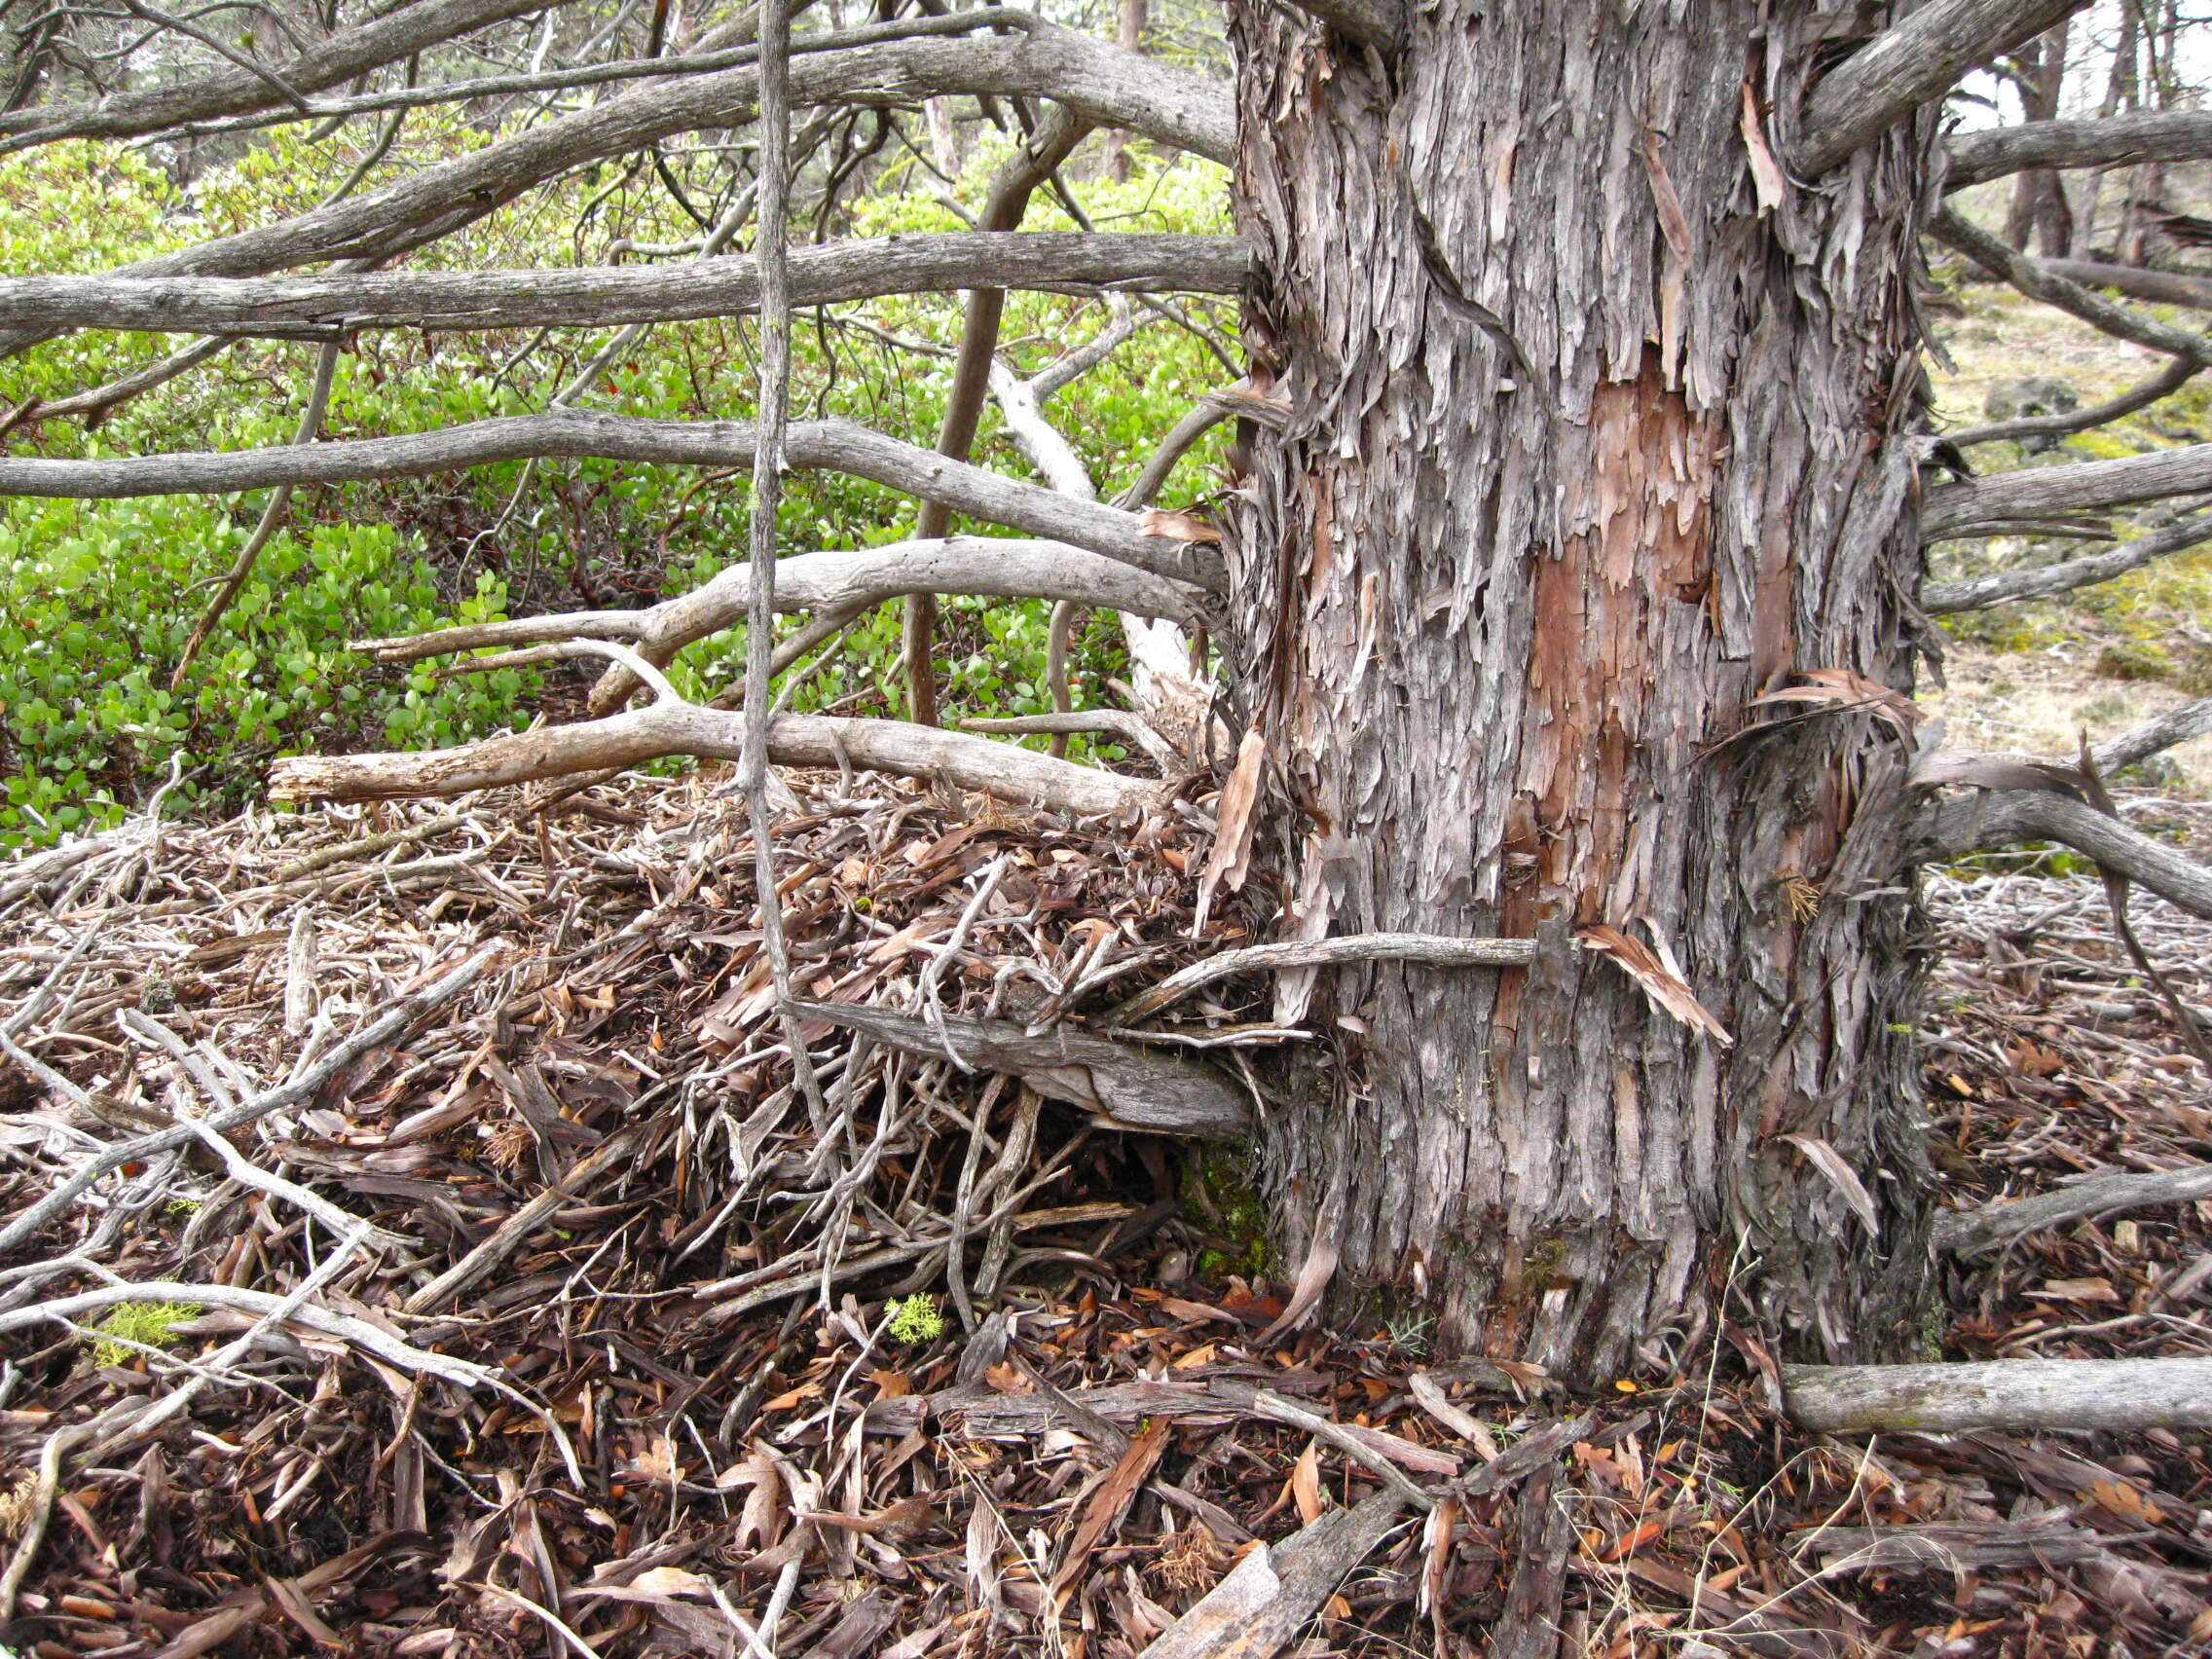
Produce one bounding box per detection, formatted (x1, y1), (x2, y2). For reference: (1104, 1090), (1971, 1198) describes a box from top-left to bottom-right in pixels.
(2096, 696), (2212, 772)
(1921, 509), (2212, 611)
(1923, 439), (2212, 540)
(906, 105), (1094, 727)
(0, 0), (559, 151)
(268, 703), (1167, 815)
(1916, 786), (2212, 917)
(1936, 1162), (2212, 1257)
(957, 710), (1179, 770)
(1784, 1358), (2212, 1432)
(2023, 257), (2212, 311)
(357, 538), (1198, 703)
(170, 340), (341, 690)
(1945, 107), (2212, 189)
(1946, 356), (2200, 448)
(1794, 0), (2087, 177)
(787, 1001), (1250, 1137)
(0, 413), (1220, 589)
(0, 947), (495, 1254)
(0, 234), (1248, 336)
(1929, 206), (2212, 368)
(0, 20), (1232, 363)
(1105, 932), (1537, 1025)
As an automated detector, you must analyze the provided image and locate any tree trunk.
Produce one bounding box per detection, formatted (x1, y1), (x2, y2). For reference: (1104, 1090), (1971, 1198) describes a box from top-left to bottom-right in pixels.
(1225, 1), (1937, 1382)
(2003, 23), (2072, 257)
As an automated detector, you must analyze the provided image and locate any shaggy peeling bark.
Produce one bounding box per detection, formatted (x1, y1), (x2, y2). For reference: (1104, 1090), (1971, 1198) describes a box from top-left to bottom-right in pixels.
(1227, 1), (1936, 1378)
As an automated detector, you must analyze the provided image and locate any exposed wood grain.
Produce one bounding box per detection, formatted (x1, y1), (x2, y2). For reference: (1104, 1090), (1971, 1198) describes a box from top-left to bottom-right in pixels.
(786, 1001), (1250, 1138)
(1785, 1358), (2212, 1432)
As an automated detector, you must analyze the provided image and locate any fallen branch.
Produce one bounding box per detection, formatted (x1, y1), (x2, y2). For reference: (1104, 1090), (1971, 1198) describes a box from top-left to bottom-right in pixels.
(1106, 932), (1536, 1024)
(787, 1000), (1250, 1138)
(1936, 1161), (2212, 1257)
(0, 947), (495, 1253)
(1134, 1488), (1404, 1659)
(1784, 1358), (2212, 1433)
(1946, 356), (2201, 449)
(268, 704), (1167, 816)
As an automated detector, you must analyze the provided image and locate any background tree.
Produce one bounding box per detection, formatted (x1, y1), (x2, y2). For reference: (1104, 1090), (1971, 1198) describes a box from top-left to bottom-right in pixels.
(12, 0), (2212, 1384)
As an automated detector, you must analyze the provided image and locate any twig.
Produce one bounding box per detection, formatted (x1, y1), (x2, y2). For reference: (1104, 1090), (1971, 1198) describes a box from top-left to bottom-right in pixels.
(1107, 932), (1536, 1023)
(0, 947), (496, 1252)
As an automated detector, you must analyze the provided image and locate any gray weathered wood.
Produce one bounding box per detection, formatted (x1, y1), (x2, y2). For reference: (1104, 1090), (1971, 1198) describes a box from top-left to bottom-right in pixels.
(0, 414), (1221, 591)
(1796, 0), (2087, 176)
(1946, 108), (2212, 189)
(1785, 1358), (2212, 1433)
(1925, 440), (2212, 539)
(269, 704), (1168, 817)
(786, 1001), (1251, 1138)
(1916, 779), (2212, 919)
(0, 20), (1233, 359)
(1134, 1489), (1403, 1659)
(1107, 933), (1536, 1024)
(1936, 1162), (2212, 1257)
(356, 538), (1203, 665)
(0, 234), (1247, 336)
(2031, 257), (2212, 311)
(1922, 512), (2212, 613)
(0, 0), (558, 150)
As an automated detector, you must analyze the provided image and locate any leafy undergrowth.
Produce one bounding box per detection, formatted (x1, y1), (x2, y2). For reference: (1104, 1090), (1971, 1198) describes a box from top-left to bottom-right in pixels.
(0, 778), (2207, 1658)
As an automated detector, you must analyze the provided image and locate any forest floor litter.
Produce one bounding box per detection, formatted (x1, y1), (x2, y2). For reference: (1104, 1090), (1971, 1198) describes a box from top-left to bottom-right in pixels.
(0, 768), (2207, 1659)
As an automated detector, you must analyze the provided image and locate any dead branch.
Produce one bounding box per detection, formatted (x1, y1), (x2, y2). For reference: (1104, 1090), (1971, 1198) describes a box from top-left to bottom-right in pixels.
(1794, 0), (2086, 177)
(1135, 1489), (1404, 1659)
(958, 710), (1180, 770)
(1923, 439), (2212, 540)
(1105, 932), (1537, 1024)
(1946, 355), (2200, 448)
(1915, 787), (2212, 918)
(0, 947), (495, 1253)
(0, 18), (1232, 362)
(1929, 206), (2212, 368)
(268, 703), (1166, 815)
(0, 413), (1220, 589)
(0, 0), (556, 151)
(0, 233), (1248, 337)
(1922, 509), (2212, 611)
(1936, 1161), (2212, 1257)
(2096, 695), (2212, 771)
(906, 105), (1093, 727)
(787, 1000), (1250, 1137)
(2021, 257), (2212, 311)
(1784, 1358), (2212, 1432)
(1277, 0), (1403, 50)
(1945, 107), (2212, 189)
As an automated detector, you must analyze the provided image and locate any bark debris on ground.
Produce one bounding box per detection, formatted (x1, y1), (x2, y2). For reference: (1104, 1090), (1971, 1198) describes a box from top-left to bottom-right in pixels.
(0, 772), (2207, 1658)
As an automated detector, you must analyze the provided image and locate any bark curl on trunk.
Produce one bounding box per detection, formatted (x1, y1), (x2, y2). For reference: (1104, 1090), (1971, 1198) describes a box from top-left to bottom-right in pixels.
(1225, 0), (1936, 1380)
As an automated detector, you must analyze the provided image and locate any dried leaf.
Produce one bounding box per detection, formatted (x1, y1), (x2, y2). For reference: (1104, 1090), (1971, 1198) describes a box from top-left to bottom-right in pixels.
(1290, 1441), (1326, 1525)
(1780, 1133), (1880, 1235)
(1750, 668), (1922, 736)
(2033, 1276), (2120, 1303)
(1194, 731), (1267, 937)
(1139, 507), (1224, 544)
